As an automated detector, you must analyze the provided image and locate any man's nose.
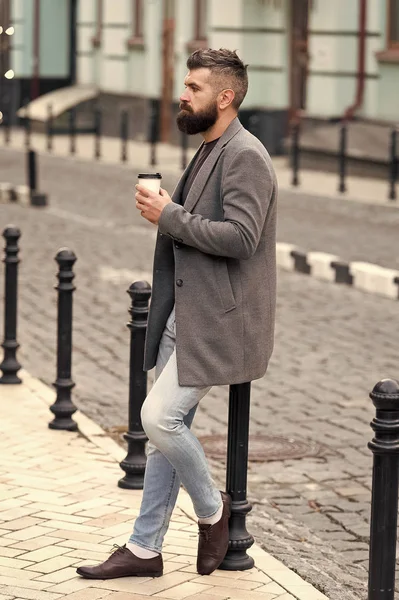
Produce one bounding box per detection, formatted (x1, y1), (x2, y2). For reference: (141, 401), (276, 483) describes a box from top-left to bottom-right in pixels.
(180, 90), (190, 103)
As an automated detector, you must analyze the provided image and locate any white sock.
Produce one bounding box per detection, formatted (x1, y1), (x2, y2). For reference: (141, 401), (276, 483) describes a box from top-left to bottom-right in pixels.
(126, 542), (159, 559)
(198, 501), (223, 526)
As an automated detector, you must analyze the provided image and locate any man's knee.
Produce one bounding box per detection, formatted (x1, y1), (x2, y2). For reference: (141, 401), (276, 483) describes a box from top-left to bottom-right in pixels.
(141, 401), (158, 440)
(141, 400), (177, 444)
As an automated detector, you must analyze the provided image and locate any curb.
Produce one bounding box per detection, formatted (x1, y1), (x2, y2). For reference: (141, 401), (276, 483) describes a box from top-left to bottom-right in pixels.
(276, 242), (399, 300)
(0, 181), (48, 206)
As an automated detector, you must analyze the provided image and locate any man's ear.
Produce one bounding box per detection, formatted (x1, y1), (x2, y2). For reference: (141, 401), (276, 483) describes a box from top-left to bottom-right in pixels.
(219, 89), (235, 110)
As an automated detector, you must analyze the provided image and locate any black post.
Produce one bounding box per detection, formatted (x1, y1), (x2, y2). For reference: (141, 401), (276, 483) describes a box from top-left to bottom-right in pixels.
(25, 108), (31, 150)
(368, 378), (399, 600)
(47, 104), (53, 152)
(0, 227), (22, 384)
(69, 108), (76, 155)
(94, 107), (101, 160)
(27, 150), (37, 193)
(219, 382), (255, 571)
(291, 122), (300, 187)
(49, 249), (78, 431)
(149, 99), (157, 167)
(181, 132), (188, 171)
(120, 110), (128, 163)
(119, 281), (151, 489)
(388, 128), (397, 201)
(25, 150), (48, 207)
(3, 108), (10, 146)
(338, 122), (347, 193)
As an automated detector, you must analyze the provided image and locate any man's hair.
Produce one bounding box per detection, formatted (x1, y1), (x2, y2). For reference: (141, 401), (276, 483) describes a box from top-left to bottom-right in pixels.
(187, 48), (248, 110)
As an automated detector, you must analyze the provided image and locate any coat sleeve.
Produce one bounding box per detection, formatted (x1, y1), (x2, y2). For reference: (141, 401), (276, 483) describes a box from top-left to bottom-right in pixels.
(158, 148), (275, 260)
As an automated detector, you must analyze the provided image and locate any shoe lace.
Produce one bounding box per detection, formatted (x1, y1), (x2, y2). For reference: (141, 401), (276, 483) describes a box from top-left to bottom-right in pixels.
(198, 525), (212, 543)
(109, 543), (126, 555)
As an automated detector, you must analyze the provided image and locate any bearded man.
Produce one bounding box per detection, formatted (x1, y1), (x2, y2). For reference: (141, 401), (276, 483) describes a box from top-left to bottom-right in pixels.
(77, 47), (277, 581)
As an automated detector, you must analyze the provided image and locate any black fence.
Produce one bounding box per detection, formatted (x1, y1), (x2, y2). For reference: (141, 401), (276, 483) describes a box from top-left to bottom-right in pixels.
(290, 121), (398, 202)
(0, 101), (190, 172)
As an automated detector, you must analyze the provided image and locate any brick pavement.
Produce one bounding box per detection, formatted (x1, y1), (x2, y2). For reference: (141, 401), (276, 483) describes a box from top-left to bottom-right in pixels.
(0, 372), (328, 600)
(1, 149), (398, 598)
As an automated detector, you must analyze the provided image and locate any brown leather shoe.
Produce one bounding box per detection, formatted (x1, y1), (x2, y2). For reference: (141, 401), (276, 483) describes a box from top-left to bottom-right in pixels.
(76, 544), (163, 579)
(197, 491), (231, 576)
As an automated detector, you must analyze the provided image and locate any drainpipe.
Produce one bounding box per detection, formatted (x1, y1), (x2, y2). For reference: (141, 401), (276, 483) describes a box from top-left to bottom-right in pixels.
(343, 0), (367, 121)
(31, 0), (40, 100)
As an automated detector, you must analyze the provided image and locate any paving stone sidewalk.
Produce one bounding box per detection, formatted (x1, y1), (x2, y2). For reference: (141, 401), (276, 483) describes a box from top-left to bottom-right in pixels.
(0, 371), (329, 600)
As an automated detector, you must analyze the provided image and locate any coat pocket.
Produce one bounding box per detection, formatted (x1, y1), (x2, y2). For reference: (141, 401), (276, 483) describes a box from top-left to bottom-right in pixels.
(214, 259), (236, 313)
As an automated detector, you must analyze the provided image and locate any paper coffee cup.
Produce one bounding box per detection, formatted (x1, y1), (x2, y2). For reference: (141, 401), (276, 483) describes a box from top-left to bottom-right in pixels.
(138, 173), (162, 193)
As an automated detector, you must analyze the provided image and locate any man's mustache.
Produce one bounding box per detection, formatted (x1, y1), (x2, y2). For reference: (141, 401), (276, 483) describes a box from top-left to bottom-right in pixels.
(179, 103), (193, 112)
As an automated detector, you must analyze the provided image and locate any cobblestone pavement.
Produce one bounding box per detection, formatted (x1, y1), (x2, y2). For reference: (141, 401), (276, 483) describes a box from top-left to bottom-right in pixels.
(1, 147), (399, 269)
(1, 149), (399, 599)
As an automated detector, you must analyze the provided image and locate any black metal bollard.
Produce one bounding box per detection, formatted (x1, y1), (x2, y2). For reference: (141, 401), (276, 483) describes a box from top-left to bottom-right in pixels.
(119, 281), (151, 489)
(26, 150), (47, 207)
(0, 226), (22, 385)
(27, 150), (37, 193)
(94, 108), (101, 160)
(181, 132), (188, 171)
(120, 110), (129, 163)
(367, 378), (399, 600)
(49, 249), (78, 431)
(388, 128), (397, 201)
(291, 122), (300, 187)
(47, 104), (53, 152)
(219, 382), (255, 571)
(24, 109), (31, 150)
(3, 109), (10, 146)
(149, 99), (158, 167)
(69, 108), (76, 155)
(338, 122), (347, 193)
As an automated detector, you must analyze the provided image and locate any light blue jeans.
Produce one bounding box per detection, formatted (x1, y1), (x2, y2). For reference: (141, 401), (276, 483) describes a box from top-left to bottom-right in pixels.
(129, 305), (222, 553)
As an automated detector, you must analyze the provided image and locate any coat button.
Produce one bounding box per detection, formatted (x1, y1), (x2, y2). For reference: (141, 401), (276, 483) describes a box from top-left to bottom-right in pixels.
(176, 279), (183, 287)
(174, 242), (181, 249)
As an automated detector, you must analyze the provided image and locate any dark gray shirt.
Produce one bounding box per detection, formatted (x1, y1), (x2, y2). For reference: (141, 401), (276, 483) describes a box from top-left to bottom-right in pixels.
(180, 138), (220, 206)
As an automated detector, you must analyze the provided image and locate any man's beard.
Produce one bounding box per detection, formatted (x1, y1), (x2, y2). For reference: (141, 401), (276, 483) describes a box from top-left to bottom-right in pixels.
(176, 100), (218, 135)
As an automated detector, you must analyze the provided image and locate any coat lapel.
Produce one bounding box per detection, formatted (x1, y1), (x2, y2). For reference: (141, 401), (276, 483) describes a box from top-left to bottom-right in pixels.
(183, 117), (243, 214)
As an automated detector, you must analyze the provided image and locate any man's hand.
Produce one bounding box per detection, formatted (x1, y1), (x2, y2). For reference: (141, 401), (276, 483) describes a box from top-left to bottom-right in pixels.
(135, 185), (172, 225)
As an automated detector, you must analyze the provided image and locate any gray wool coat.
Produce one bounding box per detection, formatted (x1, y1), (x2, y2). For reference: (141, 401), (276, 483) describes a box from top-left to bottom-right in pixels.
(143, 117), (277, 386)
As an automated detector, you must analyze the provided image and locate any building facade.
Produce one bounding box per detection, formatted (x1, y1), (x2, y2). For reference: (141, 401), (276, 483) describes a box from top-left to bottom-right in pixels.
(2, 0), (399, 153)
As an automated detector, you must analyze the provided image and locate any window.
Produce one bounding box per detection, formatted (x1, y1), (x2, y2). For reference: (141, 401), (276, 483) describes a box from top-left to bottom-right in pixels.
(92, 0), (103, 48)
(187, 0), (208, 51)
(127, 0), (144, 47)
(388, 0), (399, 47)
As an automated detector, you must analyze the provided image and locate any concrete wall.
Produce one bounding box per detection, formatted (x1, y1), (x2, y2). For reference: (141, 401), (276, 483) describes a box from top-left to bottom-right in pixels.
(209, 0), (289, 110)
(76, 0), (163, 97)
(8, 0), (399, 124)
